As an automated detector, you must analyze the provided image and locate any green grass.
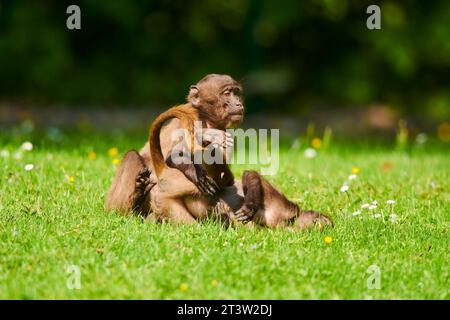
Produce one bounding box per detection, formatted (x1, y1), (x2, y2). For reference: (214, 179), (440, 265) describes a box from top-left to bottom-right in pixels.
(0, 129), (449, 299)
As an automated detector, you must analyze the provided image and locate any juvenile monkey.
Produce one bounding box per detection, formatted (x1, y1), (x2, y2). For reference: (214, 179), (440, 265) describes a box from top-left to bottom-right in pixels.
(217, 171), (333, 230)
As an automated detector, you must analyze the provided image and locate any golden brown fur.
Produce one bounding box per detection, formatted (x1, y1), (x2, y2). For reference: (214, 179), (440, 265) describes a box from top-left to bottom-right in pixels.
(218, 171), (333, 230)
(105, 73), (332, 230)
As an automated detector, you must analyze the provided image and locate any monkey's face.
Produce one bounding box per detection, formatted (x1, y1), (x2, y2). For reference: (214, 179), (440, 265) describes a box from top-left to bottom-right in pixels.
(218, 84), (244, 127)
(189, 74), (244, 129)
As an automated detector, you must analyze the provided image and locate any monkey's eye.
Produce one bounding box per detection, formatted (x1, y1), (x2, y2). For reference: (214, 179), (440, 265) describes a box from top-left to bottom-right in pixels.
(223, 90), (231, 96)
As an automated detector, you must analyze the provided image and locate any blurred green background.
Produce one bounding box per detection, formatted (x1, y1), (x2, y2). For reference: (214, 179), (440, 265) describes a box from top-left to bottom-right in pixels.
(0, 0), (449, 133)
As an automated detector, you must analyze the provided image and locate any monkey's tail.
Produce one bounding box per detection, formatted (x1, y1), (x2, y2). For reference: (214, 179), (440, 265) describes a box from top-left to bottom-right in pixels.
(149, 104), (198, 178)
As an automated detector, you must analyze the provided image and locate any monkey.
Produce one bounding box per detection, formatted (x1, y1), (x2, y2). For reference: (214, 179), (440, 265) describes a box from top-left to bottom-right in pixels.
(105, 74), (244, 222)
(216, 170), (333, 230)
(145, 74), (244, 222)
(105, 73), (332, 230)
(145, 116), (332, 229)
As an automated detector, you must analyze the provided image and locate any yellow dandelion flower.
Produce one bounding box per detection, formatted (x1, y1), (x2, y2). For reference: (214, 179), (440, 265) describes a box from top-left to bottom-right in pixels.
(324, 236), (333, 244)
(437, 122), (450, 142)
(352, 167), (360, 174)
(112, 158), (120, 165)
(311, 137), (322, 149)
(88, 151), (97, 160)
(67, 175), (75, 183)
(179, 283), (189, 292)
(108, 147), (118, 157)
(211, 280), (218, 287)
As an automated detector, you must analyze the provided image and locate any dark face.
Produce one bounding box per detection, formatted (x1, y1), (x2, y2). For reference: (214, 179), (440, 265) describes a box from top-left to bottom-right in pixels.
(188, 74), (244, 129)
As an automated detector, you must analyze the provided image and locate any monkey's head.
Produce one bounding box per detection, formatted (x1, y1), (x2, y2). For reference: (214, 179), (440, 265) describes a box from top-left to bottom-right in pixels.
(188, 74), (244, 129)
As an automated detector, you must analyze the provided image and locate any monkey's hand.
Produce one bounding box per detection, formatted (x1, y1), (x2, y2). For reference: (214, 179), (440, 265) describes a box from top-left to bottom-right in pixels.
(202, 128), (233, 149)
(166, 155), (220, 196)
(235, 203), (257, 223)
(202, 128), (234, 163)
(193, 164), (220, 196)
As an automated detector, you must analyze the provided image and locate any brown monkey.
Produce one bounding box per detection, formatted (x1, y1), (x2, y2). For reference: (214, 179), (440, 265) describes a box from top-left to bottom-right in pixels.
(105, 74), (243, 222)
(217, 171), (333, 230)
(146, 74), (243, 222)
(105, 73), (331, 230)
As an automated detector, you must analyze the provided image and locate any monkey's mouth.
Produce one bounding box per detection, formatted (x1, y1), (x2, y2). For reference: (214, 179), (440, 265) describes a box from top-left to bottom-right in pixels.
(230, 109), (244, 117)
(230, 113), (244, 122)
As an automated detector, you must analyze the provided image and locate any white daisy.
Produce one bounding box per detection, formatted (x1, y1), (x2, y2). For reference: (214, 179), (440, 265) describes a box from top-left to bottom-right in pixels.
(361, 203), (370, 209)
(0, 150), (10, 158)
(373, 213), (382, 218)
(340, 185), (349, 192)
(368, 205), (377, 210)
(14, 152), (23, 159)
(352, 210), (361, 216)
(21, 141), (33, 151)
(389, 214), (399, 222)
(415, 133), (427, 144)
(386, 200), (396, 205)
(304, 148), (317, 159)
(24, 164), (34, 171)
(348, 174), (357, 180)
(372, 200), (378, 205)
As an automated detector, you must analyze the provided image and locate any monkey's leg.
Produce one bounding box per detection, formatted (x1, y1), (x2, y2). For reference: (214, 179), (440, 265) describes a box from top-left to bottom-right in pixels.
(159, 198), (196, 224)
(105, 150), (155, 215)
(234, 170), (264, 223)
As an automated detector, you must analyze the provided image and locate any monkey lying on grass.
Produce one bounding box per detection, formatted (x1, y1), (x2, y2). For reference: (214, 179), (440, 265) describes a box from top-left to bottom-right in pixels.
(105, 74), (332, 229)
(215, 171), (333, 229)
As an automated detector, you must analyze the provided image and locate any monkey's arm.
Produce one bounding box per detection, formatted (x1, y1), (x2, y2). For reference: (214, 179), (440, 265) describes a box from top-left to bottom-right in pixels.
(161, 119), (220, 196)
(235, 171), (264, 222)
(201, 128), (235, 187)
(165, 155), (219, 196)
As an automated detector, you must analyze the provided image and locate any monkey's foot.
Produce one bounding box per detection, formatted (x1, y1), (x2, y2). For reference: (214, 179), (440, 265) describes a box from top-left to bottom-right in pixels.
(235, 203), (257, 223)
(212, 200), (233, 228)
(131, 167), (156, 213)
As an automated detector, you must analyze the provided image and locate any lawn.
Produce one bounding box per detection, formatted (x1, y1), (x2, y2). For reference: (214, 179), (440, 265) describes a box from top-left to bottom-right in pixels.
(0, 128), (448, 299)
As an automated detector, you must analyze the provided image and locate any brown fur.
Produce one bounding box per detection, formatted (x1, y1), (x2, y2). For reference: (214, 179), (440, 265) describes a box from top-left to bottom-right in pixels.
(219, 170), (333, 230)
(105, 74), (332, 230)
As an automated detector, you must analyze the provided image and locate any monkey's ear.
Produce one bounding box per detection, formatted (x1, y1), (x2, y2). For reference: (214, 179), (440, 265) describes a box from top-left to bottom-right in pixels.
(188, 85), (200, 106)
